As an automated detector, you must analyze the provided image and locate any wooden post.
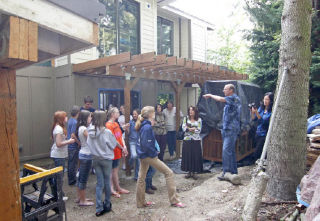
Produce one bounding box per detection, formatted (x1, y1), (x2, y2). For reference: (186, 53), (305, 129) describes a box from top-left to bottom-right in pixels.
(0, 69), (22, 220)
(124, 77), (140, 176)
(171, 81), (186, 159)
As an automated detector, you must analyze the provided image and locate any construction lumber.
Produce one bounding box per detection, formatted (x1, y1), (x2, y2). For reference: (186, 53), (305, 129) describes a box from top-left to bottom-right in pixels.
(242, 171), (269, 221)
(0, 69), (22, 220)
(0, 0), (97, 45)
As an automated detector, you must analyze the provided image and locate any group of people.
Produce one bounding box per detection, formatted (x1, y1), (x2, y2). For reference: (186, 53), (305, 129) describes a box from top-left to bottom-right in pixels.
(50, 96), (187, 217)
(49, 84), (274, 216)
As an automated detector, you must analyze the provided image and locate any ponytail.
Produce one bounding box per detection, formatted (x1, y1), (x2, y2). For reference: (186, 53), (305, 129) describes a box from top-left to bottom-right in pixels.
(135, 106), (155, 131)
(135, 115), (144, 131)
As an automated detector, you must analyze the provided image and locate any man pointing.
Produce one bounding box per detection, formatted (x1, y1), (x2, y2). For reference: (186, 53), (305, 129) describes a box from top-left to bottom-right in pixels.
(203, 84), (241, 179)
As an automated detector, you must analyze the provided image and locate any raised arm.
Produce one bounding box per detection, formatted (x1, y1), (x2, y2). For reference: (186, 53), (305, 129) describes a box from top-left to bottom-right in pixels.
(203, 94), (226, 103)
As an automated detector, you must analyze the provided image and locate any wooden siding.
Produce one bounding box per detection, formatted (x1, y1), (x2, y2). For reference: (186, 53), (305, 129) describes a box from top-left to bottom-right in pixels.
(191, 20), (207, 62)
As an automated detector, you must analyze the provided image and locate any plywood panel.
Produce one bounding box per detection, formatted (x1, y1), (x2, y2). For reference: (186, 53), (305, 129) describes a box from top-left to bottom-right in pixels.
(55, 76), (73, 112)
(30, 77), (53, 156)
(17, 76), (31, 158)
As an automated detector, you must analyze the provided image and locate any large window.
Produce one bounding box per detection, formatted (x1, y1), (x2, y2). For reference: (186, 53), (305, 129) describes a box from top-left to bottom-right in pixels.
(99, 0), (140, 56)
(157, 17), (174, 56)
(99, 89), (141, 111)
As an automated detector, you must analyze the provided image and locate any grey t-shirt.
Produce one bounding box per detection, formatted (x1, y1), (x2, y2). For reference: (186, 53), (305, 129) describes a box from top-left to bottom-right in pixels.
(87, 125), (117, 160)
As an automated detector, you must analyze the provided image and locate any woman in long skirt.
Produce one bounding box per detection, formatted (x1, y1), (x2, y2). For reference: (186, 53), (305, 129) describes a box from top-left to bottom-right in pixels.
(181, 106), (203, 180)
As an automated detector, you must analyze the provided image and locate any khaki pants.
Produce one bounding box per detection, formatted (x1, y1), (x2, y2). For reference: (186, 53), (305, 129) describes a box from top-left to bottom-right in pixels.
(136, 157), (180, 207)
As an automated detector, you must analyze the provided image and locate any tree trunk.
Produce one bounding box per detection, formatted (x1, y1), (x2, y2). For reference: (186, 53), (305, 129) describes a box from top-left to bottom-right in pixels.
(266, 0), (312, 200)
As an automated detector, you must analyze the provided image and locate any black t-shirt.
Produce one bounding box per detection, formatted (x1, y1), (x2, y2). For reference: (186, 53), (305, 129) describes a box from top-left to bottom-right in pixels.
(80, 106), (95, 113)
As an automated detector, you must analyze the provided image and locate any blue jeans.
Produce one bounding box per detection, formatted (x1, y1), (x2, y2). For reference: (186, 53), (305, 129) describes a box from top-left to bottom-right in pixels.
(221, 130), (238, 174)
(68, 148), (79, 185)
(129, 142), (139, 180)
(52, 158), (66, 195)
(93, 159), (112, 213)
(77, 159), (92, 190)
(136, 160), (156, 190)
(145, 166), (156, 189)
(166, 131), (176, 156)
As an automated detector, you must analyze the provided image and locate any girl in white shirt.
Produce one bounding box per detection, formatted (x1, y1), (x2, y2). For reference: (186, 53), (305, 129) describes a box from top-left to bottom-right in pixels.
(75, 110), (94, 206)
(50, 111), (75, 200)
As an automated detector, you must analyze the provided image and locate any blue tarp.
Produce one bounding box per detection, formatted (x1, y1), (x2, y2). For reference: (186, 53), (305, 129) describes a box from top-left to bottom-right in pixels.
(307, 114), (320, 134)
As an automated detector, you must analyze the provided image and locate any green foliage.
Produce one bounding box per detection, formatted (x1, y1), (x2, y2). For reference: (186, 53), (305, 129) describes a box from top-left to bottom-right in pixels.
(245, 0), (320, 115)
(207, 26), (252, 74)
(157, 94), (174, 106)
(244, 0), (283, 92)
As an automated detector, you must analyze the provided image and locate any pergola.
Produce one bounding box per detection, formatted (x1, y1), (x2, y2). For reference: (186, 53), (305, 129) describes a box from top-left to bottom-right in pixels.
(73, 52), (248, 167)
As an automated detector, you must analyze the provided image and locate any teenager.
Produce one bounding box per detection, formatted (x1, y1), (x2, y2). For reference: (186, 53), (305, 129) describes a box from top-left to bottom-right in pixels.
(106, 107), (129, 198)
(135, 106), (185, 208)
(67, 105), (80, 186)
(75, 110), (94, 206)
(50, 111), (75, 201)
(87, 111), (117, 216)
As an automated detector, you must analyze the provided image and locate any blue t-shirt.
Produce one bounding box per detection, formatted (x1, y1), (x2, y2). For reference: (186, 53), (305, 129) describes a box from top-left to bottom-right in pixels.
(67, 118), (78, 149)
(128, 120), (139, 143)
(255, 107), (272, 137)
(223, 93), (241, 132)
(80, 106), (95, 113)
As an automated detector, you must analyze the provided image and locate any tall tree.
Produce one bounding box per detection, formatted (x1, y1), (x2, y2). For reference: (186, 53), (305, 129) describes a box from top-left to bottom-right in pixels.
(266, 0), (312, 200)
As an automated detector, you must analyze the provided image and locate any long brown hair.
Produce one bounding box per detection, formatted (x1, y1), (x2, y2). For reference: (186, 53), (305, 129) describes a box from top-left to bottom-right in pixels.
(188, 106), (199, 120)
(51, 111), (67, 139)
(135, 106), (155, 131)
(92, 110), (107, 135)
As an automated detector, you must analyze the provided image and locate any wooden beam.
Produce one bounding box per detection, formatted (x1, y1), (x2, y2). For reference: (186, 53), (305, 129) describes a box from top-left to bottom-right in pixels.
(19, 18), (28, 60)
(174, 81), (186, 159)
(0, 0), (98, 45)
(8, 16), (19, 59)
(73, 52), (131, 73)
(123, 77), (139, 176)
(28, 21), (38, 62)
(0, 69), (22, 221)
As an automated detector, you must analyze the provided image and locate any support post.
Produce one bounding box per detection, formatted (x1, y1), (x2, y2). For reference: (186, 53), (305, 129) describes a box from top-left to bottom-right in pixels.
(171, 81), (186, 159)
(0, 69), (22, 220)
(124, 77), (139, 176)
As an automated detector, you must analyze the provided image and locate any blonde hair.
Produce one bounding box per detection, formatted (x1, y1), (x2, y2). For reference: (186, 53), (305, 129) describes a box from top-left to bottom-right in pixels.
(135, 106), (155, 131)
(107, 107), (118, 121)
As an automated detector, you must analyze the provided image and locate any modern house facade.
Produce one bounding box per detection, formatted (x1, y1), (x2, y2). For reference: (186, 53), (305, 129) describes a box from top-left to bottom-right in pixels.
(17, 0), (216, 161)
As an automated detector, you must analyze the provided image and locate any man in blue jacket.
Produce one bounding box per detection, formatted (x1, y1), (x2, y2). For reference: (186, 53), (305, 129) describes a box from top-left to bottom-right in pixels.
(203, 84), (241, 179)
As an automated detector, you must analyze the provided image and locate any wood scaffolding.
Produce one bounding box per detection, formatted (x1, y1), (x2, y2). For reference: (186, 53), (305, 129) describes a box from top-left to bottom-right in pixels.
(73, 52), (248, 172)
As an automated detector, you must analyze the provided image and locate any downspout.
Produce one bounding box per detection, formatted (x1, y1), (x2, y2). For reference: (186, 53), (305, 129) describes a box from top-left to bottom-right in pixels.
(188, 19), (192, 59)
(179, 17), (181, 58)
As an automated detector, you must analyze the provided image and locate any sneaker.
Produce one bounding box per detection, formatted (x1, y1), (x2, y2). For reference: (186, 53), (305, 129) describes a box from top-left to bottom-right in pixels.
(145, 188), (155, 194)
(63, 196), (69, 201)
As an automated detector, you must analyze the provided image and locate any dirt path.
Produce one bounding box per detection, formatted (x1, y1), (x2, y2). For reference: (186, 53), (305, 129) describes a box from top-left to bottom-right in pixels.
(64, 166), (254, 221)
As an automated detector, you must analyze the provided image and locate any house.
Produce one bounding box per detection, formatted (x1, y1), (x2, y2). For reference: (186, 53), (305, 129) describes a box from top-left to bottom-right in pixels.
(16, 0), (245, 162)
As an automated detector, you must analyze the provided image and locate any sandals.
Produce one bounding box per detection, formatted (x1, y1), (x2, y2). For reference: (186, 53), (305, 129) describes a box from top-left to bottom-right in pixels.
(112, 192), (121, 198)
(79, 201), (94, 207)
(144, 201), (155, 207)
(171, 202), (186, 208)
(118, 189), (130, 194)
(75, 198), (93, 203)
